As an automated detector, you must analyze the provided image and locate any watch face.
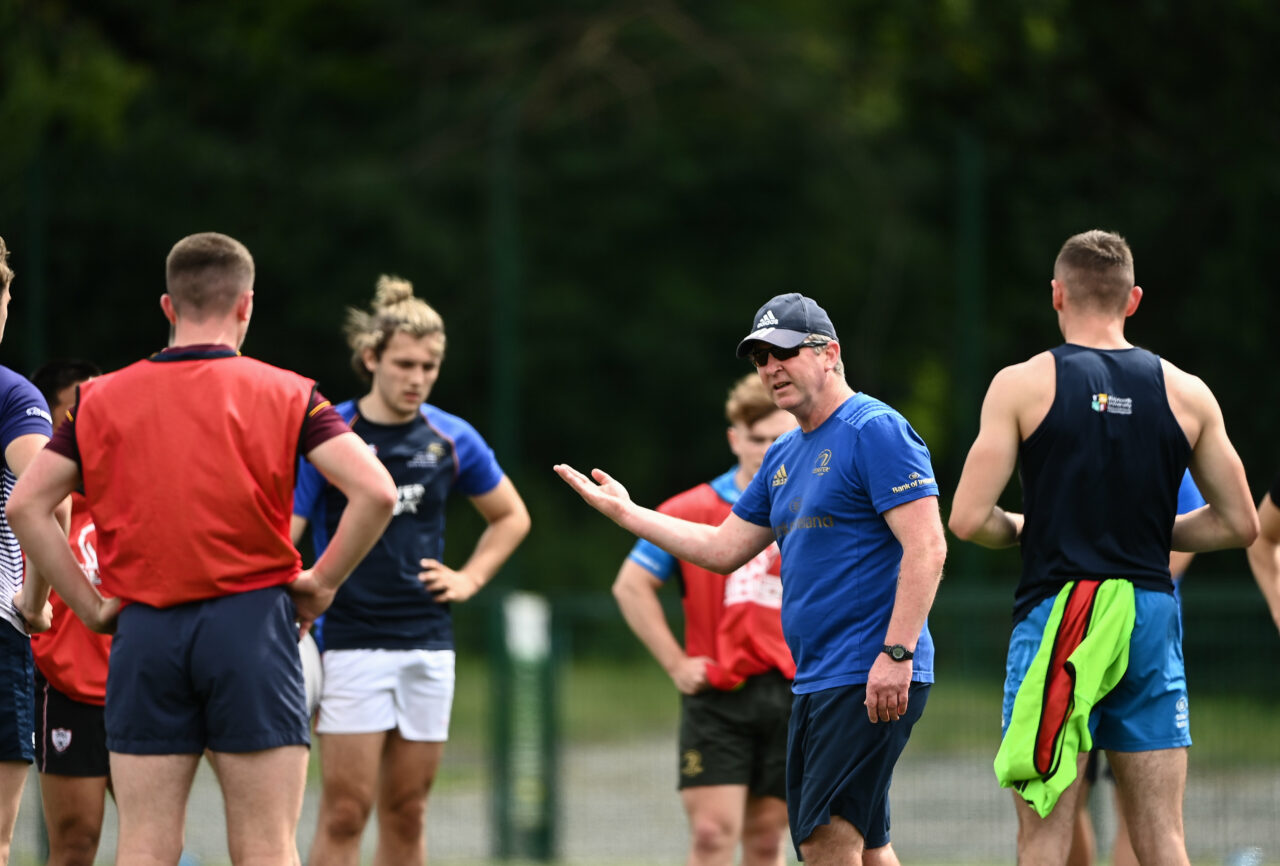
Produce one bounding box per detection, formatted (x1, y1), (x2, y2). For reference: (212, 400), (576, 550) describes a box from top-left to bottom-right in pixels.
(890, 646), (906, 660)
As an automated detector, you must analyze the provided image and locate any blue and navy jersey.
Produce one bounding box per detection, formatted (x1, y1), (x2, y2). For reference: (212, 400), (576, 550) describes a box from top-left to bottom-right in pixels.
(294, 400), (505, 651)
(0, 365), (53, 635)
(1015, 345), (1190, 622)
(733, 393), (939, 694)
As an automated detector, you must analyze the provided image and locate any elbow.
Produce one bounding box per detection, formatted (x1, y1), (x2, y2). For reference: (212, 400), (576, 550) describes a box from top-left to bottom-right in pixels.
(1237, 512), (1262, 548)
(4, 495), (30, 536)
(512, 504), (532, 545)
(947, 510), (978, 542)
(372, 482), (398, 519)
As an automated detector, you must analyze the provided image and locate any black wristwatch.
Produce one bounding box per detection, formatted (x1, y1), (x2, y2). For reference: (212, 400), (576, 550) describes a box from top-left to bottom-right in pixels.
(882, 643), (914, 662)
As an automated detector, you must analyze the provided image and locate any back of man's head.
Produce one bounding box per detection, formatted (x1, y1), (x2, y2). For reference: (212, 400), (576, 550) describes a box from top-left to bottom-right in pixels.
(31, 359), (102, 411)
(166, 233), (254, 320)
(1054, 229), (1135, 314)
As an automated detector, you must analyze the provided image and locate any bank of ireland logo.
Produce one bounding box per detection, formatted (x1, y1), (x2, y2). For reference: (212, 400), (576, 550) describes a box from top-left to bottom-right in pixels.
(51, 728), (72, 753)
(813, 449), (832, 476)
(1091, 392), (1133, 415)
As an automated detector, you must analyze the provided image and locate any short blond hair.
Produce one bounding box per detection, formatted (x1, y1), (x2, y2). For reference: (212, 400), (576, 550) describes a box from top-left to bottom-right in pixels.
(1054, 230), (1135, 313)
(165, 233), (255, 320)
(726, 374), (782, 427)
(345, 275), (445, 382)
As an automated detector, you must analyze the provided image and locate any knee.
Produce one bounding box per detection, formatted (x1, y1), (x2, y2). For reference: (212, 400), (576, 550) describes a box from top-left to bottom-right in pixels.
(48, 815), (102, 866)
(862, 843), (900, 866)
(377, 795), (427, 842)
(688, 812), (737, 858)
(321, 794), (374, 841)
(740, 825), (786, 864)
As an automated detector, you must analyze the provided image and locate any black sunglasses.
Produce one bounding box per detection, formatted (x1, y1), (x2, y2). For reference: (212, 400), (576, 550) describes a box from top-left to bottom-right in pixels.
(747, 340), (828, 368)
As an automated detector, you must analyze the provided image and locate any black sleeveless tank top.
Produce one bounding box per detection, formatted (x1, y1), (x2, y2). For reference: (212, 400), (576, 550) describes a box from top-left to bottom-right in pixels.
(1013, 344), (1191, 622)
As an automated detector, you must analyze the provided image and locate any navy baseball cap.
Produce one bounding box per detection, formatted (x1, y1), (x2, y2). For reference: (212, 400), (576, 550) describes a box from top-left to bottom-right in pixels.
(735, 293), (838, 358)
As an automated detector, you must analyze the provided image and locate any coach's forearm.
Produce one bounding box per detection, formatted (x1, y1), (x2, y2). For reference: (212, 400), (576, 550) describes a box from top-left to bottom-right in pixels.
(618, 504), (750, 574)
(882, 547), (947, 650)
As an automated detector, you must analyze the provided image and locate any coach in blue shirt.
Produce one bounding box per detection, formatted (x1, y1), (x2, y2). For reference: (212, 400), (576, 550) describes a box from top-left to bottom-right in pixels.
(556, 293), (946, 866)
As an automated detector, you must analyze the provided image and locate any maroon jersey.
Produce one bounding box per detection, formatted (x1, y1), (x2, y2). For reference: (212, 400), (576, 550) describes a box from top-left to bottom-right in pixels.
(63, 348), (332, 607)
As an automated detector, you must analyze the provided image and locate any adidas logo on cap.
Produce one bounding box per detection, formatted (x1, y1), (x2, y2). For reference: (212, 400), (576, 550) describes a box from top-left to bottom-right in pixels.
(756, 310), (780, 328)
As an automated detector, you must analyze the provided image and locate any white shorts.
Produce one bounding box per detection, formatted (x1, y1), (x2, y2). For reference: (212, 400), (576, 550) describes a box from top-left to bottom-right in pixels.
(316, 648), (456, 741)
(299, 632), (324, 718)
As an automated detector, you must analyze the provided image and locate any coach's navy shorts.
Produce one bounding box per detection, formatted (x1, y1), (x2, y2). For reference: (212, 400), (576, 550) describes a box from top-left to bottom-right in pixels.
(106, 585), (309, 755)
(0, 621), (34, 762)
(786, 681), (929, 855)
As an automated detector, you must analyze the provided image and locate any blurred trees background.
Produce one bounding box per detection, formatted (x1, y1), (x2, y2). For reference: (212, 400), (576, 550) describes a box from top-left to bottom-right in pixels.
(4, 0), (1279, 596)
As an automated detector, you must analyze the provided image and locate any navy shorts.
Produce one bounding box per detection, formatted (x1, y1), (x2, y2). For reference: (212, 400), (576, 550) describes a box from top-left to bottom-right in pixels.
(678, 669), (791, 798)
(786, 682), (929, 855)
(106, 585), (310, 754)
(0, 622), (34, 762)
(35, 670), (108, 777)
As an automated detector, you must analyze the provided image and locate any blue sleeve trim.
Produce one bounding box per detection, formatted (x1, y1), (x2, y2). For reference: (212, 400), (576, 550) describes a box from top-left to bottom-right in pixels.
(421, 404), (504, 497)
(627, 539), (677, 581)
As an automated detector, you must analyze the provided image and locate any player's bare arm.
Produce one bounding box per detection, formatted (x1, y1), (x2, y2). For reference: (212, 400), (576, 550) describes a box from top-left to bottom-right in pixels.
(4, 432), (70, 632)
(1163, 363), (1258, 551)
(420, 475), (530, 603)
(1246, 493), (1280, 633)
(7, 448), (119, 634)
(554, 463), (775, 572)
(290, 514), (309, 547)
(290, 431), (397, 629)
(613, 560), (710, 695)
(866, 495), (947, 724)
(949, 358), (1052, 547)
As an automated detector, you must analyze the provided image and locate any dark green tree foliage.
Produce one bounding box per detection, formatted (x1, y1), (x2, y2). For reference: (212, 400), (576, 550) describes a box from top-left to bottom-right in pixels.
(3, 1), (1279, 591)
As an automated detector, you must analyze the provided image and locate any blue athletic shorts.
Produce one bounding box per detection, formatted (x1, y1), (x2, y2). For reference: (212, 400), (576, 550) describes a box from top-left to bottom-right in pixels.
(1002, 586), (1190, 752)
(0, 621), (34, 762)
(106, 585), (310, 755)
(786, 681), (929, 855)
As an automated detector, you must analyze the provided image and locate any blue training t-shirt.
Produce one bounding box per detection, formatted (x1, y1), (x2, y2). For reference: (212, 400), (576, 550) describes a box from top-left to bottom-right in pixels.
(294, 400), (505, 651)
(733, 393), (939, 694)
(0, 366), (53, 636)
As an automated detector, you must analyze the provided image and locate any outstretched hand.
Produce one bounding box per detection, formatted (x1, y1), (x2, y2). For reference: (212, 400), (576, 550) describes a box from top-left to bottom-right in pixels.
(552, 464), (633, 523)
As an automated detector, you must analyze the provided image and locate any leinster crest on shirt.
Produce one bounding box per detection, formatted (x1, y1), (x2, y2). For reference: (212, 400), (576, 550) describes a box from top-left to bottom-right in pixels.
(51, 728), (72, 753)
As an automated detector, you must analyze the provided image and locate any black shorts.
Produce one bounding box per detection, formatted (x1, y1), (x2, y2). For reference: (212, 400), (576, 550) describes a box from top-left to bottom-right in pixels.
(34, 670), (108, 777)
(677, 669), (791, 798)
